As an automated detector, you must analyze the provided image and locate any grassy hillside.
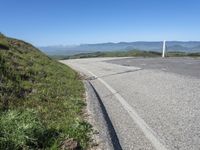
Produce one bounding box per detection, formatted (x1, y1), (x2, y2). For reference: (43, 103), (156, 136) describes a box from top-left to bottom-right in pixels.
(0, 34), (91, 149)
(50, 50), (200, 60)
(52, 50), (162, 60)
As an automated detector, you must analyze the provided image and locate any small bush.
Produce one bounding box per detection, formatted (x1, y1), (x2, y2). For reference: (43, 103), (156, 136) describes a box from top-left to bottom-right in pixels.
(0, 39), (9, 50)
(187, 52), (200, 57)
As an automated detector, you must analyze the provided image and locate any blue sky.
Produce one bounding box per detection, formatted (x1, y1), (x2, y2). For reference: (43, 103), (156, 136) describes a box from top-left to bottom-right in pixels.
(1, 0), (200, 46)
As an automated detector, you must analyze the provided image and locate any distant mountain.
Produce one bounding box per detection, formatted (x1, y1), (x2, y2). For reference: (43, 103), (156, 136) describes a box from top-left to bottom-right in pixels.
(191, 45), (200, 52)
(167, 45), (188, 51)
(39, 41), (200, 56)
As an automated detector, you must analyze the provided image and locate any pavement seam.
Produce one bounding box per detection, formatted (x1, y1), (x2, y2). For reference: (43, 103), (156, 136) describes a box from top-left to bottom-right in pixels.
(85, 69), (142, 80)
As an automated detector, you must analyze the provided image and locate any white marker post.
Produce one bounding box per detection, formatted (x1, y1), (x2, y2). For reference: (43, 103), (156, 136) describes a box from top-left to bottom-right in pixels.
(162, 40), (166, 58)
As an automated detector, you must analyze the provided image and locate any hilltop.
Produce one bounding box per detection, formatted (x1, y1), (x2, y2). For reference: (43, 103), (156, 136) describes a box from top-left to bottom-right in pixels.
(0, 34), (91, 149)
(40, 41), (200, 56)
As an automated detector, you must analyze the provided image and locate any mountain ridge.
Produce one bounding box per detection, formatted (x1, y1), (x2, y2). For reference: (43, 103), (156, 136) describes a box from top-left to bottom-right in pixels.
(39, 41), (200, 56)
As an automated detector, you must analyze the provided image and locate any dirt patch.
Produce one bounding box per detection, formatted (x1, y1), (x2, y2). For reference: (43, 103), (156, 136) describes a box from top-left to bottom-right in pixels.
(60, 138), (81, 150)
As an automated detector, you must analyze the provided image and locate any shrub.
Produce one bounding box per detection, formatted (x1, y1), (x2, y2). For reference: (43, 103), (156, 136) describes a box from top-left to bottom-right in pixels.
(0, 38), (9, 50)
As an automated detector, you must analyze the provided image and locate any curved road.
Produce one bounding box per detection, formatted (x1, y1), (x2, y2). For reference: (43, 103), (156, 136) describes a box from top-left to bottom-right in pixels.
(61, 57), (200, 150)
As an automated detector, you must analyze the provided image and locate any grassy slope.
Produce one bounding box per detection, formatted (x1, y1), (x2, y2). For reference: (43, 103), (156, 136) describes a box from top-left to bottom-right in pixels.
(50, 50), (200, 60)
(0, 34), (91, 149)
(52, 50), (162, 60)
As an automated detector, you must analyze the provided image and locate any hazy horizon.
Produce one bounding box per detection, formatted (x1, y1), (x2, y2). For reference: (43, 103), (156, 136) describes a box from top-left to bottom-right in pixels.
(39, 40), (200, 48)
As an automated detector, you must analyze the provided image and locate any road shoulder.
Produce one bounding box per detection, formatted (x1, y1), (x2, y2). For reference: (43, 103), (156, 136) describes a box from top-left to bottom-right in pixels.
(84, 81), (115, 150)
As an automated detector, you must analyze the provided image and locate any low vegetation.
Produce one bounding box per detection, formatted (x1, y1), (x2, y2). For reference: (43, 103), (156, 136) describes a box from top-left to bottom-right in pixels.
(0, 34), (9, 50)
(50, 50), (200, 60)
(166, 51), (200, 57)
(0, 34), (91, 149)
(51, 50), (162, 60)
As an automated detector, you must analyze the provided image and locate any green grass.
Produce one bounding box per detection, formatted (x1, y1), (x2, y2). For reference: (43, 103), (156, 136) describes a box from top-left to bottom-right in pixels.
(0, 109), (45, 149)
(50, 50), (200, 60)
(0, 34), (9, 50)
(164, 51), (200, 57)
(51, 50), (162, 60)
(0, 34), (91, 149)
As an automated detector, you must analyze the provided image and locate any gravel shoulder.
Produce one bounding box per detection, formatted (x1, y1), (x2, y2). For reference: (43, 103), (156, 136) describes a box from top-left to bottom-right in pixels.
(84, 81), (115, 150)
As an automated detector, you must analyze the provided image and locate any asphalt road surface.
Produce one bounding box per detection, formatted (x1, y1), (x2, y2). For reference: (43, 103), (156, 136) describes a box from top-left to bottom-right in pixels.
(106, 57), (200, 79)
(61, 57), (200, 150)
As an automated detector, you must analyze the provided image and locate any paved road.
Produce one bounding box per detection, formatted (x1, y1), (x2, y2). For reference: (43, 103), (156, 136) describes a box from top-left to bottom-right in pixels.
(106, 57), (200, 79)
(61, 57), (200, 150)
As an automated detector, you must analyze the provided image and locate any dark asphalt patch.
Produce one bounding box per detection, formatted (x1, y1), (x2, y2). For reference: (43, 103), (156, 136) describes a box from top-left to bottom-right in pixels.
(106, 57), (200, 78)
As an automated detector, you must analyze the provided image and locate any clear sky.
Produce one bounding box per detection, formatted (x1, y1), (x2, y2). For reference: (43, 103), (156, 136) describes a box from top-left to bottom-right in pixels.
(1, 0), (200, 46)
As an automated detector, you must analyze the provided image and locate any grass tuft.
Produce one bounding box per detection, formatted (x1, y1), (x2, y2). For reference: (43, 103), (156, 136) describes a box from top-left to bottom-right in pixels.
(0, 109), (45, 149)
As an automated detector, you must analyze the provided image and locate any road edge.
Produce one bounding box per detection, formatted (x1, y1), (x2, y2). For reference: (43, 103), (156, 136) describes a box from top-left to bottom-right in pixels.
(84, 80), (122, 150)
